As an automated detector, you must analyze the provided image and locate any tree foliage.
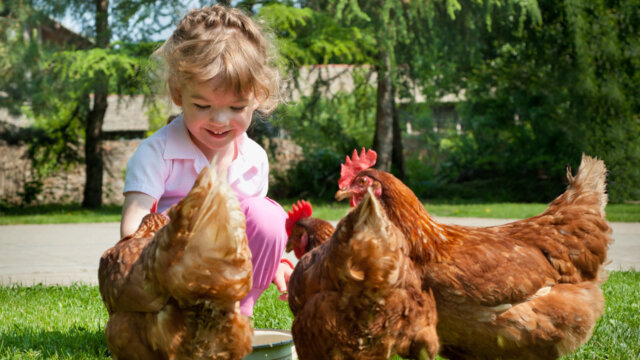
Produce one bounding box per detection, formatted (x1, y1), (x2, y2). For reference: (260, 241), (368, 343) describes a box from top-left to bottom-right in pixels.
(295, 0), (545, 175)
(3, 0), (638, 205)
(272, 0), (638, 203)
(1, 0), (186, 207)
(257, 2), (377, 151)
(427, 0), (640, 202)
(28, 48), (152, 173)
(0, 1), (50, 114)
(259, 3), (374, 67)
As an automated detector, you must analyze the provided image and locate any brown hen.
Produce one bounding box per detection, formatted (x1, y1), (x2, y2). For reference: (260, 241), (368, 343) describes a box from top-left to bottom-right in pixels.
(335, 149), (612, 360)
(288, 188), (439, 360)
(99, 163), (253, 360)
(285, 200), (335, 259)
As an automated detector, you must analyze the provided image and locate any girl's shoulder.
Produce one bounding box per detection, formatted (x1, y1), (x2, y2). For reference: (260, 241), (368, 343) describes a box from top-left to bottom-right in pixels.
(135, 115), (189, 158)
(126, 121), (176, 171)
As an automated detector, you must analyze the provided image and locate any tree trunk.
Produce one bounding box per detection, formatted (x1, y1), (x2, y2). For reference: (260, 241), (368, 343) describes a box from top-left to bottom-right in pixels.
(373, 49), (394, 172)
(391, 94), (405, 180)
(82, 0), (110, 209)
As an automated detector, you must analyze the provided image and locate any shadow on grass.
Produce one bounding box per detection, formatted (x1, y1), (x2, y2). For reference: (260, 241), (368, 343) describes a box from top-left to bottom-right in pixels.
(0, 325), (109, 359)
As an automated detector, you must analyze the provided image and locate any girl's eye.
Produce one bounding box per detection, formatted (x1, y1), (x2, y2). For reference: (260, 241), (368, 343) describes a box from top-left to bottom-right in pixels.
(194, 103), (209, 110)
(231, 106), (247, 112)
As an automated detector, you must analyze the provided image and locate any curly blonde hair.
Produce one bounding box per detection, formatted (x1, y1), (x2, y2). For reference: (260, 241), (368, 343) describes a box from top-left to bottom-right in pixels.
(156, 5), (281, 114)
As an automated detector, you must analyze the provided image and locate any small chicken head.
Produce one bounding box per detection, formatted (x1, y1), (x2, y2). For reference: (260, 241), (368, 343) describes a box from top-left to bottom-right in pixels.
(335, 148), (382, 207)
(285, 200), (313, 259)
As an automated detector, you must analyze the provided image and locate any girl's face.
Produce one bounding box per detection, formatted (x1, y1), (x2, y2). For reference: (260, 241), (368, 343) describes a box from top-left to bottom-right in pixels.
(171, 76), (259, 161)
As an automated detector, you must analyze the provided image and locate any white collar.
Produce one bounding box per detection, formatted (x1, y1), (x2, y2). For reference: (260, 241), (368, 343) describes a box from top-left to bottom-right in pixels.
(163, 114), (255, 181)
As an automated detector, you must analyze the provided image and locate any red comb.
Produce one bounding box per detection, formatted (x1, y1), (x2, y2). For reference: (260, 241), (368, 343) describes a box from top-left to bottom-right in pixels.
(338, 148), (377, 189)
(285, 200), (313, 236)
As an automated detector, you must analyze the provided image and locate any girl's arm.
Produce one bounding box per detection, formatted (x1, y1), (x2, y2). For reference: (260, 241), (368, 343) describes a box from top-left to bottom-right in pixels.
(120, 191), (156, 238)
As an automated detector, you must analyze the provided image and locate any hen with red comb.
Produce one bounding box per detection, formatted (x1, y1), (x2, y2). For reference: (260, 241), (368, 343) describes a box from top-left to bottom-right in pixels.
(286, 200), (313, 237)
(333, 150), (612, 359)
(338, 147), (377, 190)
(285, 200), (335, 259)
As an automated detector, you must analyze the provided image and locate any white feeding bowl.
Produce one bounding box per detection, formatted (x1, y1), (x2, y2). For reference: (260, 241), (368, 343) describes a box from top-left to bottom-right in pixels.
(243, 329), (296, 360)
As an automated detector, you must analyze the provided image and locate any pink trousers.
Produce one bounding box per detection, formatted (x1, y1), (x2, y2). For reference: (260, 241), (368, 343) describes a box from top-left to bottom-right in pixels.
(238, 196), (288, 316)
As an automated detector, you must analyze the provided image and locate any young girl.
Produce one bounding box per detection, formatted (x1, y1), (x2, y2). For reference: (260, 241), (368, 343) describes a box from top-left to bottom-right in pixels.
(120, 4), (291, 316)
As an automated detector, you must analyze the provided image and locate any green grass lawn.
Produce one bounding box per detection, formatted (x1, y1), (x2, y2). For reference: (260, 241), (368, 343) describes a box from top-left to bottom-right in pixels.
(1, 202), (639, 225)
(0, 204), (123, 225)
(1, 271), (639, 359)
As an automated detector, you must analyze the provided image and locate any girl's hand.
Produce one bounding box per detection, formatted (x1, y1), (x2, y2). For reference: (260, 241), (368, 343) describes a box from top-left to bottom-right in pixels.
(121, 192), (156, 238)
(272, 259), (294, 301)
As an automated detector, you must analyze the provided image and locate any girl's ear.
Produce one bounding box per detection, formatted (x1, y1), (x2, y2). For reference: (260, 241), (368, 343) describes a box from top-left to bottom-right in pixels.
(169, 76), (183, 107)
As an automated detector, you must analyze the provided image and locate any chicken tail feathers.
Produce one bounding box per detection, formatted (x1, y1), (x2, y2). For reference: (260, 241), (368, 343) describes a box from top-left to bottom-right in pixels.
(538, 154), (613, 281)
(566, 154), (608, 217)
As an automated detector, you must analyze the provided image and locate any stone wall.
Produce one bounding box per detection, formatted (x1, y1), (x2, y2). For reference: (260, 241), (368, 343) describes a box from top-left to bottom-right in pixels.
(0, 138), (300, 206)
(0, 140), (141, 206)
(0, 146), (32, 203)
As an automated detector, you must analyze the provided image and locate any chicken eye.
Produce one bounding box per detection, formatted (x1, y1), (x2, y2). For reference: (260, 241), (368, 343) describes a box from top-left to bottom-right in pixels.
(359, 177), (368, 186)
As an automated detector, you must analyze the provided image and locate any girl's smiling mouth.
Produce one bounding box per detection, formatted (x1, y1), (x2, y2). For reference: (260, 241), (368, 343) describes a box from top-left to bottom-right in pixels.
(206, 128), (232, 138)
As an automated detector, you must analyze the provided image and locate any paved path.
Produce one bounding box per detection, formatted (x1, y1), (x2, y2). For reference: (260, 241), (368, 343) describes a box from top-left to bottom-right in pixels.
(0, 217), (638, 286)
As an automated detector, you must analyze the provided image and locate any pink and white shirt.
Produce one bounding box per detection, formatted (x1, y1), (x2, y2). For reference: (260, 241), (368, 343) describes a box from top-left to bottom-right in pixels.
(123, 114), (269, 213)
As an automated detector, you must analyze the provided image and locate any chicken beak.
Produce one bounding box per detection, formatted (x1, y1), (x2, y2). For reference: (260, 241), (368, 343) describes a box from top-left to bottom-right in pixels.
(335, 188), (352, 202)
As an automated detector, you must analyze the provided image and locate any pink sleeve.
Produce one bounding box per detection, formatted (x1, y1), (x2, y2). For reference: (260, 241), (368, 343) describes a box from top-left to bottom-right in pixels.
(123, 138), (167, 200)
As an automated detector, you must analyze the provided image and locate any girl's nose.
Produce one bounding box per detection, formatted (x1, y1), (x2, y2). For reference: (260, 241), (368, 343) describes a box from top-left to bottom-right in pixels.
(209, 110), (229, 124)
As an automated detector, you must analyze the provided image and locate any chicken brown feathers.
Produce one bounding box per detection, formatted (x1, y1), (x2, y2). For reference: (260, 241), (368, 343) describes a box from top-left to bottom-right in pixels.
(99, 164), (253, 360)
(335, 149), (612, 359)
(285, 200), (335, 259)
(288, 188), (439, 360)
